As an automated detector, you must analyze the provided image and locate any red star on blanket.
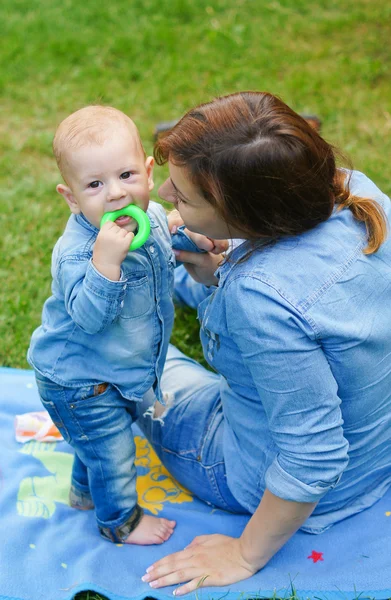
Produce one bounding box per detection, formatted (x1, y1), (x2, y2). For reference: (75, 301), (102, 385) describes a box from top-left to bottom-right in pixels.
(307, 550), (324, 563)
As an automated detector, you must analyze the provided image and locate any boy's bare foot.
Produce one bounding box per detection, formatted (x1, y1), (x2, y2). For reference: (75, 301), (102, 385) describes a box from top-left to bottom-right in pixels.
(124, 514), (176, 545)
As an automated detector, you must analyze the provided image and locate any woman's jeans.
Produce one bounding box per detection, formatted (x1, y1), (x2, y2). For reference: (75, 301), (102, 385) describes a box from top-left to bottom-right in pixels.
(34, 373), (143, 542)
(137, 344), (246, 514)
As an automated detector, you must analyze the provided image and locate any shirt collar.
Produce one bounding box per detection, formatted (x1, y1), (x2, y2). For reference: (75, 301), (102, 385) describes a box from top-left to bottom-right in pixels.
(214, 239), (252, 284)
(214, 237), (278, 284)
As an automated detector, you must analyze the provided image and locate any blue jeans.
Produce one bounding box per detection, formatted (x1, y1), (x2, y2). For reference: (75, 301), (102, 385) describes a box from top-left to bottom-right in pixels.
(137, 345), (247, 514)
(34, 373), (143, 542)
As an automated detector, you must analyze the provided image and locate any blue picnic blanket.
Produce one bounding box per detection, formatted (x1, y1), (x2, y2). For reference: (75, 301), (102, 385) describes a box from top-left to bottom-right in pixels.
(0, 367), (390, 600)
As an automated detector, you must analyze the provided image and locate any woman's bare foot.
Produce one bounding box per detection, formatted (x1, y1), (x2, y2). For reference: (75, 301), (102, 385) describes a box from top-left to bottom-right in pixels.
(124, 514), (176, 545)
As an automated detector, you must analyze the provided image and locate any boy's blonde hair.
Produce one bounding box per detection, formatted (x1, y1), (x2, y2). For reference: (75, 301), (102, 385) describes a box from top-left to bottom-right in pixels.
(53, 105), (145, 182)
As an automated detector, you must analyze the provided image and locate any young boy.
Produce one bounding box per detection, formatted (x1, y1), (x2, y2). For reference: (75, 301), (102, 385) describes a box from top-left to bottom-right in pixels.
(28, 105), (178, 545)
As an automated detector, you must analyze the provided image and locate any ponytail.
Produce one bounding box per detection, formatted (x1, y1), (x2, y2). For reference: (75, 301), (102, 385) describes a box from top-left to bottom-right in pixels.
(334, 171), (388, 255)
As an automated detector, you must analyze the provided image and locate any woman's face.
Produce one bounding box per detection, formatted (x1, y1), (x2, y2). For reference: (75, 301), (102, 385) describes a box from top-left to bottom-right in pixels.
(158, 162), (246, 240)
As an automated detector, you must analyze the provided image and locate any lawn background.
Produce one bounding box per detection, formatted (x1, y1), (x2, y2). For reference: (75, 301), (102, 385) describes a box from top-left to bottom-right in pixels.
(1, 0), (391, 370)
(0, 2), (390, 597)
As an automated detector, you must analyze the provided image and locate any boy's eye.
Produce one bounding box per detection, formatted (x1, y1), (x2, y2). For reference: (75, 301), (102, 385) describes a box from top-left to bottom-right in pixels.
(120, 171), (132, 180)
(89, 180), (102, 189)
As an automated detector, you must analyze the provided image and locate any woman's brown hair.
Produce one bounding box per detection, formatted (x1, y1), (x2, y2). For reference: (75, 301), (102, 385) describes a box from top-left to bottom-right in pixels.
(155, 91), (387, 254)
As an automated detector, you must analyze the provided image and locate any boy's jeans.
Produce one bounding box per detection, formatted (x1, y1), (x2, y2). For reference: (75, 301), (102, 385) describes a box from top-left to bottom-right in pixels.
(34, 373), (143, 542)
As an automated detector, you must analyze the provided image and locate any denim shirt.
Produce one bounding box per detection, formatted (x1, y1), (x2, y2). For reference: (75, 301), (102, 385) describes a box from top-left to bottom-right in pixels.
(176, 171), (391, 532)
(28, 201), (177, 402)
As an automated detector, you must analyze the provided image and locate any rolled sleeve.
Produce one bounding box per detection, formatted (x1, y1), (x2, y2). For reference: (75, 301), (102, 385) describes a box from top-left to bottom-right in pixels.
(171, 225), (207, 256)
(226, 275), (349, 503)
(266, 456), (343, 503)
(58, 257), (127, 334)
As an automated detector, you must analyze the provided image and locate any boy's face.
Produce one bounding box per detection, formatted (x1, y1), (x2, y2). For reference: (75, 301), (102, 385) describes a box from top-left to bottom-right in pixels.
(57, 129), (154, 231)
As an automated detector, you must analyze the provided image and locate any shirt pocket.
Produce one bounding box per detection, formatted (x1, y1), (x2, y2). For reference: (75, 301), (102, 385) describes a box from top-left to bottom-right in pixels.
(120, 272), (153, 319)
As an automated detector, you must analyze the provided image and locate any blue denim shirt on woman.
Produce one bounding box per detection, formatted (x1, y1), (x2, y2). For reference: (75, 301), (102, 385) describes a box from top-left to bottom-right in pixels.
(28, 201), (176, 402)
(175, 171), (391, 532)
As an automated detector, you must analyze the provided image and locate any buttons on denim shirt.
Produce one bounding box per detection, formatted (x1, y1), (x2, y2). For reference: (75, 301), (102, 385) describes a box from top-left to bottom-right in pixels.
(150, 246), (155, 254)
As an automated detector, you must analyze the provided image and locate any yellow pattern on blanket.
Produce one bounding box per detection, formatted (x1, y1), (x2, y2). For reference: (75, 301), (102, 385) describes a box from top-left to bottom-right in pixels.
(17, 436), (193, 519)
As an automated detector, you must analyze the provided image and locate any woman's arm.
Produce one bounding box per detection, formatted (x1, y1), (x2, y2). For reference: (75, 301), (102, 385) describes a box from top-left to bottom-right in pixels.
(142, 489), (316, 595)
(225, 276), (349, 504)
(240, 489), (317, 568)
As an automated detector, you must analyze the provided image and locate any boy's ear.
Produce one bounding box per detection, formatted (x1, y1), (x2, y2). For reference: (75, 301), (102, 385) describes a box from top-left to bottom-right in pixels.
(145, 156), (154, 191)
(56, 184), (80, 214)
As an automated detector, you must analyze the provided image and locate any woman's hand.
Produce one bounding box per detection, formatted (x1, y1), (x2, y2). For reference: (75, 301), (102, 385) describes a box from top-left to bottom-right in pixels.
(142, 533), (259, 596)
(173, 248), (224, 286)
(168, 209), (229, 286)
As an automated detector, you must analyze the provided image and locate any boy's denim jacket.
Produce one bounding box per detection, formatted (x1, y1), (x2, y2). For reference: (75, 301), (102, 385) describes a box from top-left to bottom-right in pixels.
(28, 201), (192, 403)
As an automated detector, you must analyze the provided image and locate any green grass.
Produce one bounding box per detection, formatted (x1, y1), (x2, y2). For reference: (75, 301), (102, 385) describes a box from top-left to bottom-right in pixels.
(71, 588), (391, 600)
(1, 0), (391, 369)
(1, 0), (391, 598)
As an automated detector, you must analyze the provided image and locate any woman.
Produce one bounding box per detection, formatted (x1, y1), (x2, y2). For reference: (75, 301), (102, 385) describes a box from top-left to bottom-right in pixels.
(137, 91), (391, 595)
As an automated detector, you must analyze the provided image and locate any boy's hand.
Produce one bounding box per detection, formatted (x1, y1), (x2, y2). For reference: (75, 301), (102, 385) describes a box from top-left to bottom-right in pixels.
(93, 222), (134, 281)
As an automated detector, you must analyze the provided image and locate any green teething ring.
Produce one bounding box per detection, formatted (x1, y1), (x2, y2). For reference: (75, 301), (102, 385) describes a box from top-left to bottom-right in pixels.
(100, 205), (151, 251)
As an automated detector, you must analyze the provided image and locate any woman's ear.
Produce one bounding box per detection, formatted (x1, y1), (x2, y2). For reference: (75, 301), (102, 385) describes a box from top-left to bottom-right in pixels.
(145, 156), (155, 191)
(56, 184), (80, 214)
